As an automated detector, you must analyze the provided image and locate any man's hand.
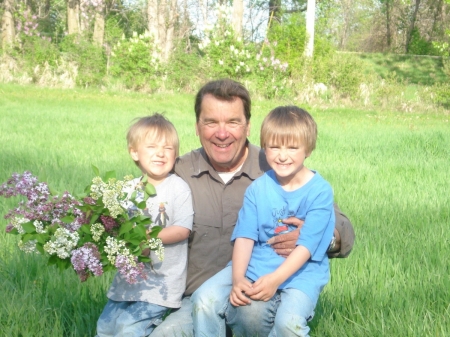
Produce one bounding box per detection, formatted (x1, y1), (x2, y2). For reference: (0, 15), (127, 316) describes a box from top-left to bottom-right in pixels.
(266, 217), (304, 258)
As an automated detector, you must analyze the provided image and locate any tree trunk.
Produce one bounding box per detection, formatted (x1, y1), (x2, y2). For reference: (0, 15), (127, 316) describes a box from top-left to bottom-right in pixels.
(163, 0), (177, 61)
(305, 0), (316, 58)
(386, 0), (391, 47)
(405, 0), (421, 53)
(232, 0), (244, 38)
(1, 0), (16, 49)
(268, 0), (281, 26)
(67, 0), (80, 35)
(93, 5), (105, 46)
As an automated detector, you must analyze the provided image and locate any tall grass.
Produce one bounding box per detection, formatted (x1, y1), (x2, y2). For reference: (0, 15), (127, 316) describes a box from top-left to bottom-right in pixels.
(0, 84), (449, 336)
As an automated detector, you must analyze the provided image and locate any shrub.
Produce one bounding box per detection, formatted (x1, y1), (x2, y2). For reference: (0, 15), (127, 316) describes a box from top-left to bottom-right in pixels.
(59, 35), (106, 87)
(109, 32), (161, 90)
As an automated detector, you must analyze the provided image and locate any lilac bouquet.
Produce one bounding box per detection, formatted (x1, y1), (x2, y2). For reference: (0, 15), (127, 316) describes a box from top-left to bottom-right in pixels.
(0, 167), (164, 284)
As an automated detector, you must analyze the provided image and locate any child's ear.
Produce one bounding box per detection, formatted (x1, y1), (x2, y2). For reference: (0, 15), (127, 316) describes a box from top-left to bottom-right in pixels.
(130, 148), (139, 161)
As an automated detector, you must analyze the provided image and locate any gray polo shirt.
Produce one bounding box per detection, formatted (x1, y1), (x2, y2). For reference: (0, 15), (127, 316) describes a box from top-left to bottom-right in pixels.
(174, 142), (270, 296)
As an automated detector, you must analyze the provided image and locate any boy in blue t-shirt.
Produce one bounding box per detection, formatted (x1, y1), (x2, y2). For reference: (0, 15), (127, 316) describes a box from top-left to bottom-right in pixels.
(192, 106), (335, 337)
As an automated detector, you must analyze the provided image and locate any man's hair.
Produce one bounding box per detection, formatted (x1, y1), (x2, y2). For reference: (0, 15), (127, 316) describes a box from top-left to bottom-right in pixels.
(194, 79), (251, 122)
(260, 106), (317, 156)
(127, 113), (180, 165)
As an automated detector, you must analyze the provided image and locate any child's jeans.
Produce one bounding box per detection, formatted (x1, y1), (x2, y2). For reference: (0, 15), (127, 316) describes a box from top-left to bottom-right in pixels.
(96, 299), (168, 337)
(192, 265), (315, 337)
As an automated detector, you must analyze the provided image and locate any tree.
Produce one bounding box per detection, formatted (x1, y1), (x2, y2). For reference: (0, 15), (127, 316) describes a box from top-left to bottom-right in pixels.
(1, 0), (16, 49)
(304, 0), (315, 57)
(67, 0), (80, 35)
(232, 0), (244, 37)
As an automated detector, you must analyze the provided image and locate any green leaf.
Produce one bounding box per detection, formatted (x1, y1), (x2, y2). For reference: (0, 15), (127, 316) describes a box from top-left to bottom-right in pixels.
(21, 222), (36, 234)
(149, 225), (162, 237)
(61, 215), (75, 224)
(90, 214), (99, 225)
(36, 243), (45, 254)
(6, 227), (19, 235)
(145, 183), (156, 196)
(128, 238), (143, 245)
(129, 190), (137, 202)
(49, 186), (59, 197)
(80, 224), (91, 234)
(139, 256), (151, 263)
(119, 222), (134, 236)
(56, 258), (70, 270)
(35, 233), (49, 244)
(48, 254), (58, 265)
(137, 201), (147, 210)
(92, 165), (100, 177)
(104, 170), (116, 181)
(133, 223), (147, 238)
(22, 233), (35, 243)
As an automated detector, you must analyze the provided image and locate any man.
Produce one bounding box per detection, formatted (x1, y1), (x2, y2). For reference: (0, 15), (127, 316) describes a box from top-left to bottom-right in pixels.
(151, 79), (355, 336)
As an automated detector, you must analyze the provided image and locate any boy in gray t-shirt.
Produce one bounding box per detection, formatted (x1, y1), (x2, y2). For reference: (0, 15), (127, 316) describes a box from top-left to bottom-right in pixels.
(96, 114), (193, 337)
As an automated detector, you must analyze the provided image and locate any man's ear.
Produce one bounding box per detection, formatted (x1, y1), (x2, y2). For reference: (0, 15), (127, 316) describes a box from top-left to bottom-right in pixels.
(195, 123), (199, 136)
(130, 148), (139, 161)
(246, 122), (251, 137)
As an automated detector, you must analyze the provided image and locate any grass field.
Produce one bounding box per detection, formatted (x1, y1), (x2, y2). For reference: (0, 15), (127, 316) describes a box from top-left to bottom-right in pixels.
(0, 83), (449, 336)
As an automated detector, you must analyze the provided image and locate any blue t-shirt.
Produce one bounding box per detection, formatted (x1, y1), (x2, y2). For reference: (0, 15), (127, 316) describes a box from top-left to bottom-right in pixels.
(231, 170), (335, 305)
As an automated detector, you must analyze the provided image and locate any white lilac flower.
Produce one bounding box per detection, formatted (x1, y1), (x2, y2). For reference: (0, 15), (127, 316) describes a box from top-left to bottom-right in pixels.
(104, 236), (127, 265)
(91, 223), (105, 242)
(18, 239), (39, 254)
(43, 228), (79, 259)
(219, 59), (224, 65)
(33, 220), (46, 233)
(148, 238), (164, 261)
(10, 217), (28, 234)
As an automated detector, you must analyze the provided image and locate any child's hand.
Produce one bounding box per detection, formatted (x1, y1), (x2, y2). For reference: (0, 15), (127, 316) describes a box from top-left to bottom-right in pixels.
(247, 273), (280, 302)
(230, 277), (253, 307)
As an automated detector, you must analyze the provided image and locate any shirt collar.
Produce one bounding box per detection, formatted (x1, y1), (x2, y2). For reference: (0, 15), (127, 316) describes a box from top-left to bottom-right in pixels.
(192, 141), (269, 181)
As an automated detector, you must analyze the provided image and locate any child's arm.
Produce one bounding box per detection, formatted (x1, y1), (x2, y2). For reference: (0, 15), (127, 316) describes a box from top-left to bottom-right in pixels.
(247, 246), (310, 301)
(230, 237), (254, 307)
(157, 226), (191, 244)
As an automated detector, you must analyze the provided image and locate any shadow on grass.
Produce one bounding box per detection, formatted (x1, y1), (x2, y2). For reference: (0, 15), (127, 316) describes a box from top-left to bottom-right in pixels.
(358, 53), (447, 85)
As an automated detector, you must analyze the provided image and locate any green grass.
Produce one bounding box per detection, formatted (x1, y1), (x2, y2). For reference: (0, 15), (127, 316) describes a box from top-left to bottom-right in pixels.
(1, 83), (449, 336)
(356, 52), (448, 85)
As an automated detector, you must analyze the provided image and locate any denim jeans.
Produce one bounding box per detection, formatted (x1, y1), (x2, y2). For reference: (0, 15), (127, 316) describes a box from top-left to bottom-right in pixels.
(96, 299), (167, 337)
(150, 297), (194, 337)
(192, 265), (315, 337)
(191, 266), (233, 337)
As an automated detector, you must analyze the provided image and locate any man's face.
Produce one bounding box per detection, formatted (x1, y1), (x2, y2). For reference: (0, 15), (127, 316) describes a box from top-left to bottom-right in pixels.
(195, 94), (250, 172)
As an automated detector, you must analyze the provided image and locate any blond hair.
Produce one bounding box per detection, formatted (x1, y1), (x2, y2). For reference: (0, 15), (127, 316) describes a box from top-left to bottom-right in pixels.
(127, 114), (179, 166)
(260, 106), (317, 156)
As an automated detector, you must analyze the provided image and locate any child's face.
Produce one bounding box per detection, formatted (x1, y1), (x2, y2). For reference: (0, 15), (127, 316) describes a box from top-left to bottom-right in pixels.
(264, 140), (309, 187)
(130, 134), (176, 185)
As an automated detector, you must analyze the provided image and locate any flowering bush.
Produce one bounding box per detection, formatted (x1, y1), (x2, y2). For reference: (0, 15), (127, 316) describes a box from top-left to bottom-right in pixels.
(110, 31), (161, 90)
(197, 4), (290, 98)
(0, 168), (164, 284)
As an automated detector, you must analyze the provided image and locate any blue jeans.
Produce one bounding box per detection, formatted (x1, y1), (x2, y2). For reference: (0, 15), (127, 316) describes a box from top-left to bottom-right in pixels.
(192, 266), (315, 337)
(96, 299), (168, 337)
(150, 297), (194, 337)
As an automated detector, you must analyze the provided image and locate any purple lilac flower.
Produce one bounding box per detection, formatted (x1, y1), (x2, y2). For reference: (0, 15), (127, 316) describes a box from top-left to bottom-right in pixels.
(100, 215), (119, 233)
(1, 172), (83, 232)
(83, 197), (96, 205)
(115, 254), (146, 284)
(71, 243), (103, 282)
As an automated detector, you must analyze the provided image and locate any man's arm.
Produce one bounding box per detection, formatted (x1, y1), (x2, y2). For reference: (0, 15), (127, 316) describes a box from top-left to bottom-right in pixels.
(267, 203), (355, 258)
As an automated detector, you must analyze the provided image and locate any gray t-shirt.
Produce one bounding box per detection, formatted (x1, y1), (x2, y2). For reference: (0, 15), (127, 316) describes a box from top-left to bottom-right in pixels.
(107, 174), (193, 308)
